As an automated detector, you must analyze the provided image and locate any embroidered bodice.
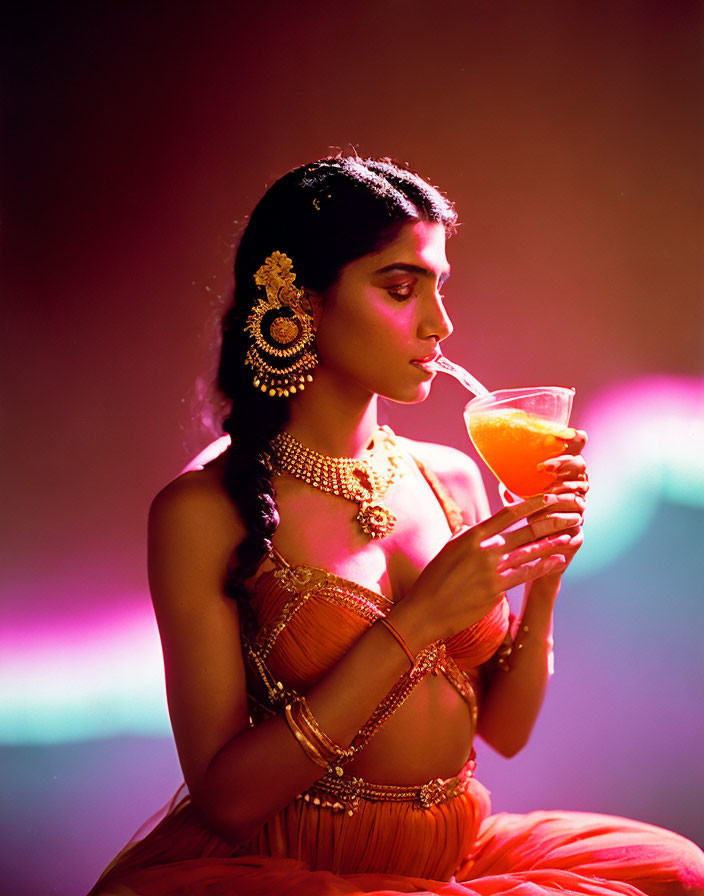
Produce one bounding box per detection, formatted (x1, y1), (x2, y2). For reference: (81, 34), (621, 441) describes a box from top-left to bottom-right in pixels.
(240, 451), (510, 753)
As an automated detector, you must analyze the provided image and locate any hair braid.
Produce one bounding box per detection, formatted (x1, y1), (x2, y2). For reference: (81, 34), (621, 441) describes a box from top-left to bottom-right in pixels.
(223, 402), (289, 572)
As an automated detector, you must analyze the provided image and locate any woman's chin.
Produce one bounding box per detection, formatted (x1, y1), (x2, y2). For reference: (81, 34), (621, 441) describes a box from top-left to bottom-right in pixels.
(384, 380), (434, 405)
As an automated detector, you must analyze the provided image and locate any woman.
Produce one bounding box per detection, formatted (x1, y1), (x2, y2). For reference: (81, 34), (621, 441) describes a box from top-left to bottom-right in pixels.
(90, 157), (704, 895)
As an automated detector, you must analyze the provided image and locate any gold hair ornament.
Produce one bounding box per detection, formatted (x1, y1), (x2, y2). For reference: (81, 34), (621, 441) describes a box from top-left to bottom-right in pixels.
(244, 251), (318, 398)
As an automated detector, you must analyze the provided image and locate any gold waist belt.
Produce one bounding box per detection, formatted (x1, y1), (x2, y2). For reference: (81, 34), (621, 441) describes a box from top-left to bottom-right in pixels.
(297, 756), (476, 816)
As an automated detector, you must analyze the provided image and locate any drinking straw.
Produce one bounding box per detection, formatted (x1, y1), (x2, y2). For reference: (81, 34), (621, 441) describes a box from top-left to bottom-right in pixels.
(427, 356), (490, 397)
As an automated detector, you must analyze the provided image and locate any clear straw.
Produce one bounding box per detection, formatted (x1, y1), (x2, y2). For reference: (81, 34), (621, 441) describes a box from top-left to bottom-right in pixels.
(426, 356), (491, 397)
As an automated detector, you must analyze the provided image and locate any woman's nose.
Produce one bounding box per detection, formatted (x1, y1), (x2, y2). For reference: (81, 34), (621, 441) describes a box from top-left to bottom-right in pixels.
(419, 291), (453, 341)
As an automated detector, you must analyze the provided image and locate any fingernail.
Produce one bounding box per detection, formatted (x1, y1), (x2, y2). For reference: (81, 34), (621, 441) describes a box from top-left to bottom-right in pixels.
(537, 459), (561, 472)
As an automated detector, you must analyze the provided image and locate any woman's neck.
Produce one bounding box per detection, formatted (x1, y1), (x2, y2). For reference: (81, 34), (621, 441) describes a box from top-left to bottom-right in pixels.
(285, 371), (379, 458)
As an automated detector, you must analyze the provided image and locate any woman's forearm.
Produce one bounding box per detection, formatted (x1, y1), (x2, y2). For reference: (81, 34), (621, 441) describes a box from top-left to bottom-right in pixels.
(476, 576), (560, 756)
(195, 598), (428, 843)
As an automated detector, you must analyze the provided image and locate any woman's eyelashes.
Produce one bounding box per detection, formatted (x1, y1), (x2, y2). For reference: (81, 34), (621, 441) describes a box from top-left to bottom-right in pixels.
(384, 280), (447, 303)
(386, 282), (416, 301)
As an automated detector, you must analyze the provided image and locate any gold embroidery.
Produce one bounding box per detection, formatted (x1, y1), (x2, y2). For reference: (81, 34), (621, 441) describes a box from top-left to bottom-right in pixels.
(242, 635), (298, 708)
(255, 586), (317, 657)
(257, 563), (393, 655)
(316, 580), (390, 623)
(273, 564), (328, 594)
(441, 654), (479, 728)
(298, 758), (475, 815)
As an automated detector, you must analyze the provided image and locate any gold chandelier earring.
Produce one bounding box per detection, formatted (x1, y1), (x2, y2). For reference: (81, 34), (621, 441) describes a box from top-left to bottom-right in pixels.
(244, 250), (318, 398)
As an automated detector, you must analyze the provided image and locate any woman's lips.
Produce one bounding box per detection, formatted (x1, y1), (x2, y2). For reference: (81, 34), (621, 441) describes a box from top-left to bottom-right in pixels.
(410, 351), (441, 368)
(410, 355), (439, 376)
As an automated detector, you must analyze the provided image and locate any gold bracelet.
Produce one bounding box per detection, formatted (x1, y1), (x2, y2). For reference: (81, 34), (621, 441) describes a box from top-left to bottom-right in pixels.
(295, 698), (346, 757)
(495, 623), (555, 675)
(296, 698), (355, 776)
(284, 703), (330, 768)
(496, 623), (530, 672)
(377, 617), (416, 667)
(285, 698), (353, 775)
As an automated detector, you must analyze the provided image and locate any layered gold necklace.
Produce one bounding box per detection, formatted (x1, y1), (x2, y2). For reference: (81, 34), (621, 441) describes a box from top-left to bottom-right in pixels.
(270, 425), (403, 539)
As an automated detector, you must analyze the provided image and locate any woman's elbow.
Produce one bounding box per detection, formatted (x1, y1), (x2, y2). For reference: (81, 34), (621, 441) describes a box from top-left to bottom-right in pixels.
(493, 737), (528, 758)
(478, 727), (530, 758)
(189, 784), (262, 846)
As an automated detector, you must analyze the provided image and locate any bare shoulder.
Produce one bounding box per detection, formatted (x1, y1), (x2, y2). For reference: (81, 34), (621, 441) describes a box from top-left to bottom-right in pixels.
(148, 452), (245, 610)
(395, 435), (490, 524)
(151, 453), (241, 540)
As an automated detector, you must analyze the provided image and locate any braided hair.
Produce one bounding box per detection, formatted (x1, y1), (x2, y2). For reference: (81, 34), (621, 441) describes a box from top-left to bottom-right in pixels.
(217, 156), (457, 604)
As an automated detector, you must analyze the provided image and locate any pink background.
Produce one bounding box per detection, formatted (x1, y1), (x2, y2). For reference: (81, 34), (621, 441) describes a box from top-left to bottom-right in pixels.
(3, 3), (703, 893)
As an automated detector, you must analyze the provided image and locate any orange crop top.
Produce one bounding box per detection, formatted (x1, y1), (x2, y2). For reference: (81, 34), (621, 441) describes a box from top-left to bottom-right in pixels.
(240, 453), (510, 756)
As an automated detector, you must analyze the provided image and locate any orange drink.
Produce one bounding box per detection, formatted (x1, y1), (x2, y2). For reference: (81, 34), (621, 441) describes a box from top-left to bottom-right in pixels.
(463, 387), (575, 498)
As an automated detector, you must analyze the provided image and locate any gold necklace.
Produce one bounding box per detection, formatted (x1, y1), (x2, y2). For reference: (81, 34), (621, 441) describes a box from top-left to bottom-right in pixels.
(270, 425), (403, 539)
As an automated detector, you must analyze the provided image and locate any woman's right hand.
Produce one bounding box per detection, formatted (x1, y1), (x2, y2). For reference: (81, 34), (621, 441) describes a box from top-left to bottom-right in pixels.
(401, 492), (584, 643)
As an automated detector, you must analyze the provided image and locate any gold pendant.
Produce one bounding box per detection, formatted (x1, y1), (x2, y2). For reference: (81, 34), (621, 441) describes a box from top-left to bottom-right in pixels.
(356, 501), (396, 539)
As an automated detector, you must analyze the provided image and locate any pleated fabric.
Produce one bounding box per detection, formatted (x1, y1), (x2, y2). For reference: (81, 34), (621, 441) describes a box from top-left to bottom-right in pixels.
(249, 567), (378, 692)
(89, 779), (704, 896)
(247, 562), (510, 693)
(247, 775), (488, 879)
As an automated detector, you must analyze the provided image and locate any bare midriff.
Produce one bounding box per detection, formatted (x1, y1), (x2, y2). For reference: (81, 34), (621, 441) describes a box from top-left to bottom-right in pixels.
(342, 672), (477, 784)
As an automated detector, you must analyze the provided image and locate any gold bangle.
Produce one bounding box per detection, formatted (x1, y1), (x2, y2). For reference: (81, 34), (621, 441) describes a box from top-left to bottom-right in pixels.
(495, 623), (554, 675)
(295, 698), (354, 776)
(285, 699), (353, 774)
(378, 617), (416, 668)
(496, 623), (530, 672)
(285, 703), (329, 768)
(295, 698), (347, 757)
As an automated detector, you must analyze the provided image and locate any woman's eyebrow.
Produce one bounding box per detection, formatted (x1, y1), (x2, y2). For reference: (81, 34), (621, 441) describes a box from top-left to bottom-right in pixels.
(372, 263), (451, 284)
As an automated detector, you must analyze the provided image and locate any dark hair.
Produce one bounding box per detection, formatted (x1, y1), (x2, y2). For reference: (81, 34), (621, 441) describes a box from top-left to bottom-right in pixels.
(217, 156), (457, 603)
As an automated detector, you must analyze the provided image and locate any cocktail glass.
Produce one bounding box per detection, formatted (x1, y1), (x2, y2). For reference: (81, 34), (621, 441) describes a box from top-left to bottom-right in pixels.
(463, 387), (576, 498)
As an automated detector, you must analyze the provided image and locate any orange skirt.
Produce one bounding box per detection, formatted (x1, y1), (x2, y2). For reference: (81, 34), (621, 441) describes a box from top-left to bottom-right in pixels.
(89, 778), (704, 896)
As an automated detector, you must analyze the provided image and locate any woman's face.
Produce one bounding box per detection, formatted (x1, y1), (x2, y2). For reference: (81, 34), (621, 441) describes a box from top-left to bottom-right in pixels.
(312, 220), (453, 404)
